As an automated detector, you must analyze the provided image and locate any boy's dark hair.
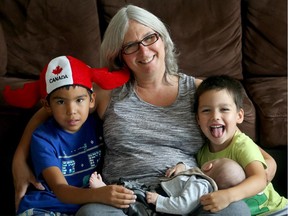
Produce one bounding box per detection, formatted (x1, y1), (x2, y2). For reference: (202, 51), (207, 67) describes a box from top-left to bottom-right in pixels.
(194, 75), (244, 113)
(46, 85), (93, 105)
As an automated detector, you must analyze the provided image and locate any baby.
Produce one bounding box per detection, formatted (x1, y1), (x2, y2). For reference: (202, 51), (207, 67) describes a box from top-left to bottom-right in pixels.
(89, 158), (246, 215)
(145, 158), (246, 215)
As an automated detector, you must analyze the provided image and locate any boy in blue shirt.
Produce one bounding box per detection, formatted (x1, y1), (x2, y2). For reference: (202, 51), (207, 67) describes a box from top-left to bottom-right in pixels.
(4, 55), (133, 215)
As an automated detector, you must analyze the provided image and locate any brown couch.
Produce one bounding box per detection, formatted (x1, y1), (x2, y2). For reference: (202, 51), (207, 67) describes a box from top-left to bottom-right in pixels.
(0, 0), (286, 214)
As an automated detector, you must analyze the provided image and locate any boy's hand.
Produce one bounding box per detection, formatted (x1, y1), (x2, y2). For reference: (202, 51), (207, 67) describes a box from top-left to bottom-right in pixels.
(98, 185), (136, 208)
(200, 190), (231, 212)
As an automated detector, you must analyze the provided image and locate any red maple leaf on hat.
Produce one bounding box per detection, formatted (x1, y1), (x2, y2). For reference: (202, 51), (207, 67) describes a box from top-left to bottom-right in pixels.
(52, 66), (63, 75)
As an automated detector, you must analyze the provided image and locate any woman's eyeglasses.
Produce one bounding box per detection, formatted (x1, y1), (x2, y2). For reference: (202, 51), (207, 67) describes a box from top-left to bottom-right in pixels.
(122, 33), (160, 55)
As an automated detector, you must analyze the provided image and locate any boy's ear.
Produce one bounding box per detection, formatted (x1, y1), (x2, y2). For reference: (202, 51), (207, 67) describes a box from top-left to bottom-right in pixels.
(196, 114), (200, 125)
(237, 108), (244, 124)
(41, 99), (52, 113)
(89, 92), (96, 108)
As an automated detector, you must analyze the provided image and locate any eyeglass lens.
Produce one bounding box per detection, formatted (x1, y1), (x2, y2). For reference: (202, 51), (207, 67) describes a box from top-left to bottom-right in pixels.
(122, 33), (159, 55)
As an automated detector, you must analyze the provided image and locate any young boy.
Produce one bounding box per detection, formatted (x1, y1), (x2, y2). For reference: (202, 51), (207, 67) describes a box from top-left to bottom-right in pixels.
(4, 55), (132, 215)
(195, 75), (287, 216)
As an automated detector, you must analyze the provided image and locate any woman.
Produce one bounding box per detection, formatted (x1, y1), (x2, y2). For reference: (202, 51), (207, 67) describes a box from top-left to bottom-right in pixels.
(13, 5), (276, 216)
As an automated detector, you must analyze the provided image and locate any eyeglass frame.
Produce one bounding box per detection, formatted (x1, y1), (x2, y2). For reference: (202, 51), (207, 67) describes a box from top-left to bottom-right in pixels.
(121, 33), (160, 55)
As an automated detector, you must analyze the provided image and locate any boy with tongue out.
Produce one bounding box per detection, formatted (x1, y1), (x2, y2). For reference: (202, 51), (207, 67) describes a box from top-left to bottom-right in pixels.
(195, 75), (287, 216)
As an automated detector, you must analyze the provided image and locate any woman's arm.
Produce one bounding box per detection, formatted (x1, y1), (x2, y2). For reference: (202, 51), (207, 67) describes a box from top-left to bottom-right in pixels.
(94, 85), (111, 119)
(12, 107), (50, 211)
(235, 127), (276, 183)
(259, 146), (277, 183)
(195, 78), (203, 88)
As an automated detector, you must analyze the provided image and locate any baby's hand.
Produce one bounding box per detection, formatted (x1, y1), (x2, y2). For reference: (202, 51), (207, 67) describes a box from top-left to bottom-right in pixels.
(165, 163), (186, 177)
(146, 191), (158, 205)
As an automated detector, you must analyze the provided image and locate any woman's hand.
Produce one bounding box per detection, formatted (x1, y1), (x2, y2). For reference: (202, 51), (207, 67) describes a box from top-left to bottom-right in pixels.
(12, 157), (44, 212)
(12, 107), (50, 211)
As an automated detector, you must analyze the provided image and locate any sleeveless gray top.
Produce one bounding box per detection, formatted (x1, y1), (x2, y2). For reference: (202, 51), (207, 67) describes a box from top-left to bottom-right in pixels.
(102, 73), (204, 186)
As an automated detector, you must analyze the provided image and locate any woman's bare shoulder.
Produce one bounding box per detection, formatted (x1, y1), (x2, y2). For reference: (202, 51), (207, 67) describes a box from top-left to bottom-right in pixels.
(194, 78), (203, 88)
(94, 85), (112, 119)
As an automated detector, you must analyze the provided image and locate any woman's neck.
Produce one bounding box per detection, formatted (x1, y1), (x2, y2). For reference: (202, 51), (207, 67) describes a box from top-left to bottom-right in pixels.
(134, 74), (179, 106)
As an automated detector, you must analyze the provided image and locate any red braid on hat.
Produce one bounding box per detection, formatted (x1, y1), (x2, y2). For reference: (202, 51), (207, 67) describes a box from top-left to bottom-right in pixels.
(91, 67), (130, 90)
(3, 56), (130, 108)
(3, 81), (41, 108)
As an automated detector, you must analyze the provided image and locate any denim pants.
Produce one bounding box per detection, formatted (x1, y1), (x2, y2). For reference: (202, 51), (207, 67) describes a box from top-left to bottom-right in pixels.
(75, 200), (251, 216)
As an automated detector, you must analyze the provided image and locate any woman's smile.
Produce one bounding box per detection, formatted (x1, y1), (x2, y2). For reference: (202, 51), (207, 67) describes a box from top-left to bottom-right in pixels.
(138, 55), (155, 64)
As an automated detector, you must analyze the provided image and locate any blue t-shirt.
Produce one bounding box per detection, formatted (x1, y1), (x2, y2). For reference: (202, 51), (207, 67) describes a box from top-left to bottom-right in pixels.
(18, 115), (103, 214)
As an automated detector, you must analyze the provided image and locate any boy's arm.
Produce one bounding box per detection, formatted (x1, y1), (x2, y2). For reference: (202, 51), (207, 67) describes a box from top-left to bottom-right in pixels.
(12, 107), (50, 211)
(42, 167), (136, 208)
(200, 160), (267, 212)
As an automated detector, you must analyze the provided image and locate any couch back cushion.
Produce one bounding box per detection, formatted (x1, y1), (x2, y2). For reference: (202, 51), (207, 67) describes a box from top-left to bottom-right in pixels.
(99, 0), (243, 79)
(243, 0), (287, 77)
(0, 0), (101, 78)
(245, 77), (287, 148)
(0, 23), (7, 76)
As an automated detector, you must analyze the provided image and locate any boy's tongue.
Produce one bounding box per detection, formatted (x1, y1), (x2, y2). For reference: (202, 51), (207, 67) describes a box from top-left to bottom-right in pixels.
(211, 126), (224, 138)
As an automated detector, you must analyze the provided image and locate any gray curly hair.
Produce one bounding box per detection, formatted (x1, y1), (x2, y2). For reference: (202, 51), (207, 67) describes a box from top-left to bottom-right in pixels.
(100, 5), (179, 80)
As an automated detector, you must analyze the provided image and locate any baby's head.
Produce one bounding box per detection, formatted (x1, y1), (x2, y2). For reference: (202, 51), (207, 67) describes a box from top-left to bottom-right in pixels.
(201, 158), (245, 189)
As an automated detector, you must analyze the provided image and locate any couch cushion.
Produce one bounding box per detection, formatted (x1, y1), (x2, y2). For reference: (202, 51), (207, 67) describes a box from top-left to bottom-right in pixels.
(245, 77), (287, 148)
(243, 0), (287, 77)
(0, 23), (7, 76)
(239, 90), (257, 142)
(0, 0), (101, 78)
(99, 0), (243, 79)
